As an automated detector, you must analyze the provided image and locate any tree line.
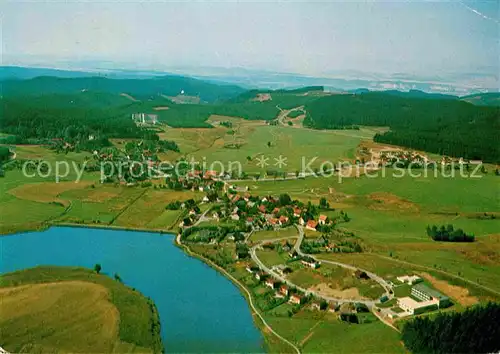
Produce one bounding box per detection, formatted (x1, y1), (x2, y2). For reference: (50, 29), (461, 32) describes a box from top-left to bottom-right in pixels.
(401, 302), (500, 353)
(304, 92), (500, 162)
(426, 224), (475, 242)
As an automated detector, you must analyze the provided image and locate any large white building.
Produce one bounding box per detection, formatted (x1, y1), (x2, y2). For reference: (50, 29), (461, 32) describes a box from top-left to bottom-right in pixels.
(397, 284), (450, 315)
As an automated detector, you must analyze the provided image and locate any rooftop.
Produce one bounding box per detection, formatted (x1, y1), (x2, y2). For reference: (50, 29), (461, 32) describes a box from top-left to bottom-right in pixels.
(412, 283), (449, 301)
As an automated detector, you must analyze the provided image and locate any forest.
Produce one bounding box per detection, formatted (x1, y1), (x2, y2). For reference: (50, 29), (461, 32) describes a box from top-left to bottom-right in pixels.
(426, 225), (475, 242)
(304, 93), (500, 162)
(401, 302), (500, 353)
(1, 75), (244, 102)
(0, 95), (177, 152)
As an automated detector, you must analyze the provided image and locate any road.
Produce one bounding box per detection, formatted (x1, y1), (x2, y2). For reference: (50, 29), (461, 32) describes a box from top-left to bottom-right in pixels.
(294, 225), (393, 297)
(275, 105), (304, 126)
(192, 207), (212, 227)
(249, 225), (396, 310)
(250, 235), (379, 307)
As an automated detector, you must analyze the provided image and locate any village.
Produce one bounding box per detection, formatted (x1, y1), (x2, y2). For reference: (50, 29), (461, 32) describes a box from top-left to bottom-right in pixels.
(175, 187), (452, 326)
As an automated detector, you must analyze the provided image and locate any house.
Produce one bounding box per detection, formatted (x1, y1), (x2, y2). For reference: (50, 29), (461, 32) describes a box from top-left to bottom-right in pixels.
(293, 208), (302, 217)
(325, 243), (337, 252)
(258, 205), (267, 213)
(311, 302), (322, 311)
(231, 214), (240, 221)
(279, 215), (289, 225)
(318, 215), (328, 225)
(269, 218), (279, 228)
(274, 291), (285, 298)
(232, 194), (241, 203)
(204, 170), (218, 179)
(396, 275), (423, 285)
(246, 265), (259, 273)
(247, 201), (255, 208)
(288, 250), (299, 259)
(289, 294), (303, 305)
(279, 285), (289, 296)
(212, 212), (219, 221)
(188, 209), (197, 216)
(298, 217), (305, 226)
(246, 217), (254, 226)
(261, 197), (268, 203)
(301, 257), (320, 269)
(265, 278), (277, 289)
(255, 272), (267, 281)
(328, 302), (338, 313)
(202, 196), (210, 203)
(306, 220), (318, 231)
(272, 207), (280, 215)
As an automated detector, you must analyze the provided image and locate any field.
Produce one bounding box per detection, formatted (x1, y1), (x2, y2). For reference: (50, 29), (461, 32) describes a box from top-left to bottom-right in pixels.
(249, 227), (298, 242)
(0, 266), (162, 353)
(1, 92), (499, 354)
(159, 116), (375, 172)
(0, 158), (200, 233)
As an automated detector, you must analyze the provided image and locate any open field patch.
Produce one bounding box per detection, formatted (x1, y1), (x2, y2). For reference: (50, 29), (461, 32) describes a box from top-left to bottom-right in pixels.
(0, 281), (121, 353)
(310, 283), (363, 300)
(0, 266), (162, 353)
(368, 192), (419, 212)
(302, 320), (405, 353)
(419, 272), (478, 306)
(249, 227), (298, 242)
(113, 189), (198, 228)
(9, 181), (92, 208)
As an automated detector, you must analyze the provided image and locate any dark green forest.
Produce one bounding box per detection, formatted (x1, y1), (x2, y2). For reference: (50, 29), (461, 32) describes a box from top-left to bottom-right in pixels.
(304, 93), (500, 162)
(426, 224), (475, 242)
(1, 75), (244, 102)
(401, 302), (500, 353)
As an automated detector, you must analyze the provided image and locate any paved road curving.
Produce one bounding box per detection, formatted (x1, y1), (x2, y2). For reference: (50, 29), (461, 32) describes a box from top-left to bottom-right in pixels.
(250, 225), (395, 309)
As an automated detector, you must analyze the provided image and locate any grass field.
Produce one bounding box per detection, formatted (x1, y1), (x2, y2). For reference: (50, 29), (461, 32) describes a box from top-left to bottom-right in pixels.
(0, 266), (162, 353)
(160, 117), (376, 172)
(249, 227), (298, 242)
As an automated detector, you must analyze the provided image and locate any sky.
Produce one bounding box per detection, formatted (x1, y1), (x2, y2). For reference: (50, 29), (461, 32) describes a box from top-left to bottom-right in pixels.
(2, 0), (499, 85)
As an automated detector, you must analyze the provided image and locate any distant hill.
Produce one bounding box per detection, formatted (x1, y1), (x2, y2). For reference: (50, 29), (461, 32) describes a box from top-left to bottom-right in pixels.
(377, 89), (459, 100)
(1, 74), (245, 103)
(0, 66), (97, 80)
(461, 92), (500, 106)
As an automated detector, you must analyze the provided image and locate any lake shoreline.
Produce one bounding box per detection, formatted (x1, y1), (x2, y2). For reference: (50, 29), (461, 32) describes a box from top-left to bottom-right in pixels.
(0, 221), (177, 237)
(0, 225), (265, 352)
(174, 234), (296, 353)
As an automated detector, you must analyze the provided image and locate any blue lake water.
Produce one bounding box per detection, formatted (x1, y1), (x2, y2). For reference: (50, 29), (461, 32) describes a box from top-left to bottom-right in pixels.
(0, 226), (264, 353)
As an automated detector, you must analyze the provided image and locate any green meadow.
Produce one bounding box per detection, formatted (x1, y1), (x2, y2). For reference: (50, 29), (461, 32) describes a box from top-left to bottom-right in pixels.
(0, 266), (163, 353)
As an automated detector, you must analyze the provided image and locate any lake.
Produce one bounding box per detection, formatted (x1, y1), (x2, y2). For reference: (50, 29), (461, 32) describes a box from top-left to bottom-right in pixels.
(0, 226), (264, 353)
